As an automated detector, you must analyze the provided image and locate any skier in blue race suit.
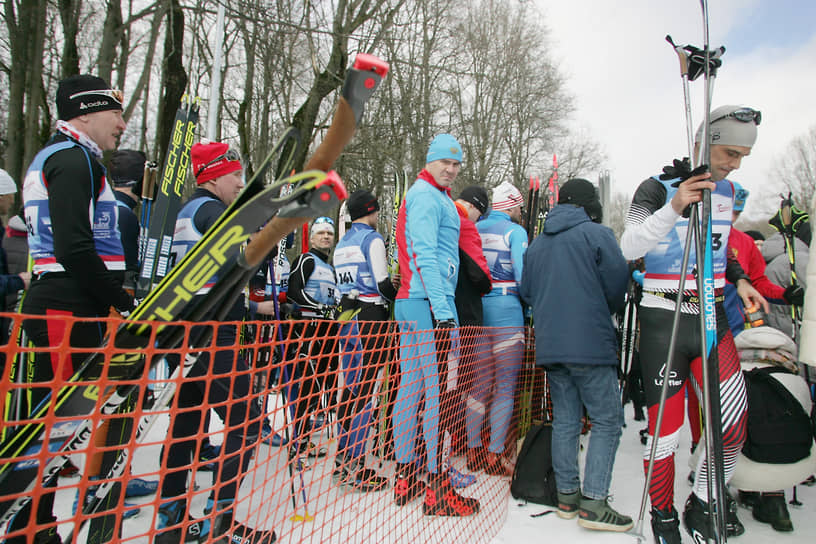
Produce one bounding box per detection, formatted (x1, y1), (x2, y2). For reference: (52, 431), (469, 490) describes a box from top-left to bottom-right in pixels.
(392, 134), (479, 516)
(332, 189), (398, 491)
(12, 74), (132, 544)
(466, 180), (527, 477)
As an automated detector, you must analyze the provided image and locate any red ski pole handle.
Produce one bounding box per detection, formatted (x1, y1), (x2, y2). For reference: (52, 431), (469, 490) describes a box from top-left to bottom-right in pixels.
(305, 53), (389, 172)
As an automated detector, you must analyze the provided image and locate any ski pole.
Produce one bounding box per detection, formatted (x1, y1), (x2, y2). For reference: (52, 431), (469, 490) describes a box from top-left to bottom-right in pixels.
(697, 4), (730, 540)
(630, 30), (723, 543)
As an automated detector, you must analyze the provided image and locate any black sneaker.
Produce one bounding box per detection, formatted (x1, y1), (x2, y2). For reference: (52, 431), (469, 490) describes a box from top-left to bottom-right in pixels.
(752, 492), (793, 532)
(650, 507), (681, 544)
(577, 496), (633, 532)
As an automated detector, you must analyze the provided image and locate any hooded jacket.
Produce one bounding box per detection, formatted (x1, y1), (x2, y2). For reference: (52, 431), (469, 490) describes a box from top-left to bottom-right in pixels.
(762, 232), (809, 336)
(520, 204), (628, 366)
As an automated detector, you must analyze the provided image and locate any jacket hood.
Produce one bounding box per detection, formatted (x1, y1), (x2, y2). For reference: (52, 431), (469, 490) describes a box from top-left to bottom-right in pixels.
(542, 204), (591, 235)
(761, 232), (808, 263)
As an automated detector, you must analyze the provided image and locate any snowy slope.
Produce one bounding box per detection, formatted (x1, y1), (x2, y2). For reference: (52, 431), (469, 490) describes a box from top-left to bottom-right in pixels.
(47, 397), (815, 543)
(492, 410), (815, 544)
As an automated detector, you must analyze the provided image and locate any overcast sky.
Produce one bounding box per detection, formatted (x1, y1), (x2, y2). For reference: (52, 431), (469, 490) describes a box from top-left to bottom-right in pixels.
(538, 0), (816, 219)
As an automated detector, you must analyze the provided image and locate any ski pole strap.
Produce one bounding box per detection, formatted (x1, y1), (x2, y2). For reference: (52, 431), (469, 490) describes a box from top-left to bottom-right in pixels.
(644, 289), (724, 305)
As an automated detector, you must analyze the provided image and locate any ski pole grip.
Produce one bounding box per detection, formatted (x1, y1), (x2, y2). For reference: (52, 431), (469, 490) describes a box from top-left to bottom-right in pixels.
(342, 53), (389, 124)
(304, 54), (388, 172)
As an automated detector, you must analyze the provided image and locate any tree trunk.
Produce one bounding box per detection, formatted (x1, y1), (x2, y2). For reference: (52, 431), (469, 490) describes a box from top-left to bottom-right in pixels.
(155, 0), (187, 163)
(58, 0), (81, 77)
(97, 0), (125, 84)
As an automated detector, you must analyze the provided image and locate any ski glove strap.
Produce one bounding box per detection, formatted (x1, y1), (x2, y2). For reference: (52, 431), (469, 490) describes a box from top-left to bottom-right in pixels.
(684, 45), (725, 81)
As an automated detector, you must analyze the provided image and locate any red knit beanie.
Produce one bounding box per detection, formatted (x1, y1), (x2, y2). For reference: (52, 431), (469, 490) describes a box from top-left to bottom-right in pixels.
(191, 141), (242, 184)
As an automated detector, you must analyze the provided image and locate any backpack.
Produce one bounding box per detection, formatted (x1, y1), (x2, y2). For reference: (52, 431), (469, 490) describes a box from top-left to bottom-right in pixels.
(742, 367), (813, 464)
(510, 423), (558, 506)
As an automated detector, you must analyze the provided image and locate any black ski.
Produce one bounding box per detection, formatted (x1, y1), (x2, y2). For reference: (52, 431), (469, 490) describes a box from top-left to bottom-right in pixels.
(136, 96), (200, 298)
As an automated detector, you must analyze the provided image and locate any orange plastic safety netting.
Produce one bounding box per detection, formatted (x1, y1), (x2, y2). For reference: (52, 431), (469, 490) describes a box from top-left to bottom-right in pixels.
(0, 312), (550, 543)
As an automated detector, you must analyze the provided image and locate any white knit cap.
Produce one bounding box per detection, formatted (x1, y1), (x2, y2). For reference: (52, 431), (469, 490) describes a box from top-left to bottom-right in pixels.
(491, 181), (523, 211)
(0, 169), (17, 195)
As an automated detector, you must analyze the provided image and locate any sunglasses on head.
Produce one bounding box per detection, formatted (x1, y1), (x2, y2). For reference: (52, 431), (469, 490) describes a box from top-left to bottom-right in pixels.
(313, 216), (335, 226)
(711, 107), (761, 126)
(195, 149), (241, 178)
(69, 89), (124, 105)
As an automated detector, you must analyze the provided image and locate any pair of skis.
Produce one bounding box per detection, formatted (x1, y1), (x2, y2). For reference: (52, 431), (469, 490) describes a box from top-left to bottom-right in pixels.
(0, 52), (389, 540)
(137, 95), (201, 299)
(523, 154), (558, 242)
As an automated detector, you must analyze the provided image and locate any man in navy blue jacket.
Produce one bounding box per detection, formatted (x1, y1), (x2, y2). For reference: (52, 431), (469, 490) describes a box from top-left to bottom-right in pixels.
(520, 178), (631, 532)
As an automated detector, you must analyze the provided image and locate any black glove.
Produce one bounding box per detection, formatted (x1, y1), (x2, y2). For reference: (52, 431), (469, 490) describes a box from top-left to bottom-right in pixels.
(658, 158), (709, 186)
(783, 284), (805, 307)
(432, 318), (456, 364)
(434, 318), (456, 329)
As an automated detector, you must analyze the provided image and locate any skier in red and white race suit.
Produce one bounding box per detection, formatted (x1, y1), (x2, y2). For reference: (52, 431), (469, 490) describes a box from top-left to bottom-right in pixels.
(620, 105), (767, 544)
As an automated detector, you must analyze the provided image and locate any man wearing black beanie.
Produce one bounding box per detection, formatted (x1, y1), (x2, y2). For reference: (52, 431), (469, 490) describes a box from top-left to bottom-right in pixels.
(9, 74), (133, 544)
(332, 188), (397, 490)
(521, 178), (633, 532)
(110, 149), (147, 287)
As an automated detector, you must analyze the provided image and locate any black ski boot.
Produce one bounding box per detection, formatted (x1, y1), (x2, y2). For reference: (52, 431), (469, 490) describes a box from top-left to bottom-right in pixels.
(752, 492), (793, 532)
(683, 493), (716, 542)
(737, 489), (759, 509)
(155, 499), (210, 544)
(650, 506), (681, 544)
(210, 500), (276, 544)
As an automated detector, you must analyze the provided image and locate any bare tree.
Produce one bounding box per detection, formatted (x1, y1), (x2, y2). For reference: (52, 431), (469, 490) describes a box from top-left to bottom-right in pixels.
(2, 0), (48, 189)
(776, 125), (816, 217)
(605, 191), (630, 240)
(155, 0), (188, 162)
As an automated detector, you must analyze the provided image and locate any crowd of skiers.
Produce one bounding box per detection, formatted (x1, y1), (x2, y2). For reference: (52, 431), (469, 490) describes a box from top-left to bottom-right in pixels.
(1, 70), (813, 544)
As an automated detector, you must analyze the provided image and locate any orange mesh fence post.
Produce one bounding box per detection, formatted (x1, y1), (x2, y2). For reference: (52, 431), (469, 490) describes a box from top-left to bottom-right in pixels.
(1, 313), (536, 543)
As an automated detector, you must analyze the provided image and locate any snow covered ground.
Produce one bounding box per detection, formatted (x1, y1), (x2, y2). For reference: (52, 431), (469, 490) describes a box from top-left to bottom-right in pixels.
(45, 398), (815, 543)
(493, 411), (816, 544)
